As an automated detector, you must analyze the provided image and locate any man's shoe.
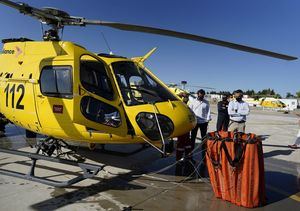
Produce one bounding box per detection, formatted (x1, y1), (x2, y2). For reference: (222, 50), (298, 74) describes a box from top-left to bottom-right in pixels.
(288, 144), (300, 149)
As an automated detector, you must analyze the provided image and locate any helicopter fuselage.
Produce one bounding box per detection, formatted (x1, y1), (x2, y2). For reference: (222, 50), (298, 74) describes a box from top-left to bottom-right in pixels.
(0, 39), (196, 146)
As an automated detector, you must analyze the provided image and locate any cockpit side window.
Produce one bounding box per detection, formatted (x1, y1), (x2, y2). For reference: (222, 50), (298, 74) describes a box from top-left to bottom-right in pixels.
(80, 55), (114, 100)
(40, 66), (72, 98)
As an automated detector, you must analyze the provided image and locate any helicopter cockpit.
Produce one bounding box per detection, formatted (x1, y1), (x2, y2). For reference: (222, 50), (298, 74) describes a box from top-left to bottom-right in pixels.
(112, 61), (177, 106)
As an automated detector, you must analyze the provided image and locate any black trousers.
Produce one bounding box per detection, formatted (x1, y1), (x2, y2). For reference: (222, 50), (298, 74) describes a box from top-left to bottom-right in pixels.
(0, 123), (5, 132)
(216, 114), (230, 131)
(0, 113), (7, 132)
(190, 122), (208, 162)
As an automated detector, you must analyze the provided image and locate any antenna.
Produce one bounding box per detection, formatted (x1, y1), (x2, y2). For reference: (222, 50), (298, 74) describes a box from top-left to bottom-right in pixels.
(100, 32), (113, 55)
(181, 81), (187, 89)
(40, 22), (44, 38)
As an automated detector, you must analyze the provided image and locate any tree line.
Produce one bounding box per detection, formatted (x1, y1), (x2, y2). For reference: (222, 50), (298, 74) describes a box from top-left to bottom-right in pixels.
(208, 89), (300, 99)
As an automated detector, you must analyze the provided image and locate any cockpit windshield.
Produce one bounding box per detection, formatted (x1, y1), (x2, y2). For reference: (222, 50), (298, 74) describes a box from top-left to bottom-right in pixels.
(112, 61), (177, 106)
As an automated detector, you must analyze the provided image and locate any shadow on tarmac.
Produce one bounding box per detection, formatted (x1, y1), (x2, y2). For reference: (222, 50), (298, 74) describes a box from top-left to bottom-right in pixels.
(265, 171), (299, 204)
(30, 171), (146, 211)
(264, 149), (295, 158)
(258, 135), (271, 141)
(27, 147), (150, 210)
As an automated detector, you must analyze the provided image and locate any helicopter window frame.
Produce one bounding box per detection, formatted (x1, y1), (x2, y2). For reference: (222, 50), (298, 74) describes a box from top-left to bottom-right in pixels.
(80, 96), (122, 128)
(40, 65), (73, 99)
(79, 55), (114, 101)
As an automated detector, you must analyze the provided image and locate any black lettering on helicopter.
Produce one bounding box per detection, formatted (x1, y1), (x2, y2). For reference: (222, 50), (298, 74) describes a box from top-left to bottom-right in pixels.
(1, 49), (15, 55)
(4, 84), (25, 110)
(16, 85), (25, 109)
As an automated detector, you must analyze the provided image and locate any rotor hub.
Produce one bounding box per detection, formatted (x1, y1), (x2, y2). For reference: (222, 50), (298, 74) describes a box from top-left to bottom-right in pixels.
(42, 7), (70, 18)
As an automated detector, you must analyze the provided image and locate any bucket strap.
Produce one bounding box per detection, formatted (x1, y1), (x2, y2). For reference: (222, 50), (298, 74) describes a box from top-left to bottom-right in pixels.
(221, 138), (247, 168)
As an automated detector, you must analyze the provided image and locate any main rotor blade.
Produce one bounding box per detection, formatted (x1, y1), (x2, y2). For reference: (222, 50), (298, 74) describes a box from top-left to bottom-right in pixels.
(186, 85), (216, 90)
(0, 0), (296, 60)
(0, 0), (67, 24)
(0, 0), (22, 10)
(83, 20), (297, 61)
(167, 83), (215, 90)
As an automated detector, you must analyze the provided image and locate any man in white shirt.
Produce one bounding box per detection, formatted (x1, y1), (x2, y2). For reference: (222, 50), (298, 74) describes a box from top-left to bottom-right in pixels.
(288, 114), (300, 149)
(189, 89), (211, 161)
(228, 90), (250, 132)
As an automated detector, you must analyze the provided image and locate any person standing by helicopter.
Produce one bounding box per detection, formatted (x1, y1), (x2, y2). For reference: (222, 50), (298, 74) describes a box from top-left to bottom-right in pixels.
(175, 91), (193, 175)
(216, 94), (230, 131)
(189, 89), (211, 162)
(228, 90), (250, 132)
(288, 114), (300, 149)
(176, 92), (192, 160)
(0, 113), (8, 137)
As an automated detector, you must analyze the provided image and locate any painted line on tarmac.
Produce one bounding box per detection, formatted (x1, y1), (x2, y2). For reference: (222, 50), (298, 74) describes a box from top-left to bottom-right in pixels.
(290, 194), (300, 202)
(266, 184), (300, 202)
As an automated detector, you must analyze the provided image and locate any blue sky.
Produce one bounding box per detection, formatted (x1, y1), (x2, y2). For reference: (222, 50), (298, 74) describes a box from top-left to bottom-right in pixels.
(0, 0), (299, 96)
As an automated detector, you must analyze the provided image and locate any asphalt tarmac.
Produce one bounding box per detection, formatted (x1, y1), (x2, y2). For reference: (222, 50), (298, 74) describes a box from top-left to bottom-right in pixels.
(0, 107), (299, 210)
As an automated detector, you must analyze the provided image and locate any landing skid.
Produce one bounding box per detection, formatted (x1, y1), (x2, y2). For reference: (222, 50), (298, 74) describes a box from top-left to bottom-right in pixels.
(0, 137), (104, 187)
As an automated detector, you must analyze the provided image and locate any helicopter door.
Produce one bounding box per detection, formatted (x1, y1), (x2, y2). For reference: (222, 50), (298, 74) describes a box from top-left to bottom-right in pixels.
(36, 64), (75, 134)
(73, 55), (128, 136)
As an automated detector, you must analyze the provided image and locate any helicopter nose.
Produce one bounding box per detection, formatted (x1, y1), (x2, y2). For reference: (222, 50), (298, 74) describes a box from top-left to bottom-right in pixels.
(130, 101), (196, 141)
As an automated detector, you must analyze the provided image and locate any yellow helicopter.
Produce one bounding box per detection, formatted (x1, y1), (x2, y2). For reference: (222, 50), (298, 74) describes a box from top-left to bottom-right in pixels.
(0, 0), (297, 187)
(0, 1), (297, 156)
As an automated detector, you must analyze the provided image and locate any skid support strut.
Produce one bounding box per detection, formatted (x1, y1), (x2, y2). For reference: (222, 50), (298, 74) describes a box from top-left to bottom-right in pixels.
(0, 140), (104, 187)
